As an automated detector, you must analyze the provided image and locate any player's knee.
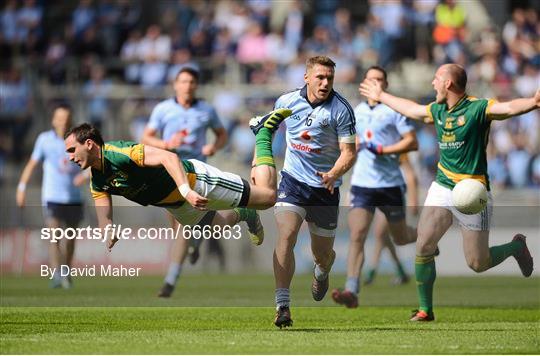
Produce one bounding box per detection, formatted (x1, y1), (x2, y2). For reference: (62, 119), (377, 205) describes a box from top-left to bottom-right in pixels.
(260, 189), (277, 209)
(416, 238), (437, 256)
(467, 259), (488, 273)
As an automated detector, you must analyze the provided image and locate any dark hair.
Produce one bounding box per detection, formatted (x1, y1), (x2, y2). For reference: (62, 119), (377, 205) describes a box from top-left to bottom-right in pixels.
(306, 56), (336, 70)
(64, 123), (104, 146)
(175, 67), (200, 82)
(365, 65), (387, 81)
(52, 103), (72, 118)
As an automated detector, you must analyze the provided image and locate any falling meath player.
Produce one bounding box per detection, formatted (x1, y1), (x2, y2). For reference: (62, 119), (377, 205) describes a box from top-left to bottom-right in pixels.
(64, 108), (290, 252)
(360, 63), (537, 321)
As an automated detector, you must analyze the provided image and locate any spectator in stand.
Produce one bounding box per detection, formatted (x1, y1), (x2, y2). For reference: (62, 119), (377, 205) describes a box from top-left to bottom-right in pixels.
(432, 0), (466, 63)
(303, 25), (332, 55)
(16, 0), (42, 43)
(368, 0), (406, 67)
(97, 0), (121, 56)
(120, 29), (142, 84)
(0, 67), (32, 161)
(44, 34), (68, 84)
(72, 0), (96, 39)
(138, 25), (171, 88)
(83, 64), (112, 131)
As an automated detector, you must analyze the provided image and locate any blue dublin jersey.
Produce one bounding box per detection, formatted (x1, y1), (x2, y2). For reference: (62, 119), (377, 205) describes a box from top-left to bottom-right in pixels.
(351, 102), (414, 188)
(275, 86), (356, 188)
(147, 98), (223, 162)
(31, 130), (82, 204)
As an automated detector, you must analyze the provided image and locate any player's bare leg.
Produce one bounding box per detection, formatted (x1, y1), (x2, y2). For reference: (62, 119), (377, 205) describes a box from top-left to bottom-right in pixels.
(310, 232), (335, 301)
(387, 218), (417, 246)
(462, 228), (533, 276)
(273, 211), (303, 328)
(159, 214), (191, 298)
(46, 217), (63, 288)
(410, 206), (452, 321)
(332, 208), (372, 308)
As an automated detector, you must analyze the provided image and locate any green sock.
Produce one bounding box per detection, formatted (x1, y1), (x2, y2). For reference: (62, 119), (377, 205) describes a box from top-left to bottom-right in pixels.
(234, 207), (255, 222)
(255, 127), (274, 167)
(488, 240), (524, 268)
(415, 255), (436, 314)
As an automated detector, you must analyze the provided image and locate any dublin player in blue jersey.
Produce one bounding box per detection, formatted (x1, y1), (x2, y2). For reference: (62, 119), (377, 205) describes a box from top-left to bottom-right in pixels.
(16, 104), (87, 289)
(332, 66), (419, 309)
(272, 56), (357, 328)
(141, 67), (228, 298)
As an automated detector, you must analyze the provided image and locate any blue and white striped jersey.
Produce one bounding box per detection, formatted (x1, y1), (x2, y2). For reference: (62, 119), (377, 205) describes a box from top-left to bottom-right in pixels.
(274, 86), (356, 188)
(351, 102), (414, 188)
(147, 98), (223, 162)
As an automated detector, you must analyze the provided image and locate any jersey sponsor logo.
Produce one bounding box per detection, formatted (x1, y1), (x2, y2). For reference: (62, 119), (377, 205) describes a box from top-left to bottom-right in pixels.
(441, 131), (456, 143)
(300, 130), (312, 141)
(363, 129), (374, 141)
(290, 142), (321, 154)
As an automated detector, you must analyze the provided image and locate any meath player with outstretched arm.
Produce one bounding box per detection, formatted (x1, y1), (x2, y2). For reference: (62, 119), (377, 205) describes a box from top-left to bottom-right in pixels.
(360, 63), (537, 322)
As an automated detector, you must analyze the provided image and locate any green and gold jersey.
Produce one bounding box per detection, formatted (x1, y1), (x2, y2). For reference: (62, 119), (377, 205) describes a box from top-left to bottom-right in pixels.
(90, 141), (196, 206)
(426, 95), (495, 190)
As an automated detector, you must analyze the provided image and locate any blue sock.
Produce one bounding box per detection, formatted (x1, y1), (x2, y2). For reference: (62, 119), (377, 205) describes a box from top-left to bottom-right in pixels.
(345, 276), (359, 295)
(275, 288), (290, 309)
(164, 263), (182, 286)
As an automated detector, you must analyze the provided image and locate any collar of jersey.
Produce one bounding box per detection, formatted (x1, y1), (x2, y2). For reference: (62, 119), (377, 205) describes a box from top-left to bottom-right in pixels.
(447, 93), (467, 113)
(174, 96), (199, 107)
(300, 85), (334, 109)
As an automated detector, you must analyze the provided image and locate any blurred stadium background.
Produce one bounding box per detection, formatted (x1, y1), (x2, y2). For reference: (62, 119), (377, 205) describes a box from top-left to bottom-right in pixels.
(1, 0), (539, 278)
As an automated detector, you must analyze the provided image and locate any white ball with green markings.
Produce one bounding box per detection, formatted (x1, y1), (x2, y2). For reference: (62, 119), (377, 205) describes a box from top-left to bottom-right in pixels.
(452, 179), (488, 215)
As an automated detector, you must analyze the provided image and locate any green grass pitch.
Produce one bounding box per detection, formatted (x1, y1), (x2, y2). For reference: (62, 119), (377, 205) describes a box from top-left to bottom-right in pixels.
(1, 274), (539, 354)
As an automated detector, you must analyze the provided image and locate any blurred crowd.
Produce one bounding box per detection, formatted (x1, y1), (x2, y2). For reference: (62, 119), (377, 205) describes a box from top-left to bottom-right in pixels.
(1, 0), (539, 188)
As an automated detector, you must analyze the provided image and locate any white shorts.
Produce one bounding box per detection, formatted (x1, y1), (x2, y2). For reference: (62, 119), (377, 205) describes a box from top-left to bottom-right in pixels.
(166, 160), (247, 226)
(424, 181), (493, 231)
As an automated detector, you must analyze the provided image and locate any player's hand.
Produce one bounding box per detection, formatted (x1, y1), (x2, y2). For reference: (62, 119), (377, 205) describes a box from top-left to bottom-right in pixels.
(107, 235), (119, 252)
(166, 131), (186, 150)
(316, 171), (337, 194)
(365, 142), (383, 155)
(185, 190), (209, 211)
(16, 189), (26, 208)
(359, 79), (383, 102)
(201, 144), (216, 156)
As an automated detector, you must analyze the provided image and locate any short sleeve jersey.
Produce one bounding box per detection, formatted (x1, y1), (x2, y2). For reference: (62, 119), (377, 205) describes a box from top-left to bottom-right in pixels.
(90, 141), (196, 207)
(426, 95), (495, 190)
(31, 130), (82, 204)
(147, 98), (223, 162)
(274, 86), (356, 188)
(351, 102), (414, 188)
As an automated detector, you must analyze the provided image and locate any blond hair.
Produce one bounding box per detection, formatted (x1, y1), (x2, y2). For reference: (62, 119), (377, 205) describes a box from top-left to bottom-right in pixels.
(306, 56), (336, 71)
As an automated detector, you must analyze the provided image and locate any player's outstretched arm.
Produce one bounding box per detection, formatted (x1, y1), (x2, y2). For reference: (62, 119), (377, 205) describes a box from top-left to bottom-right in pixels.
(488, 89), (540, 120)
(142, 145), (208, 210)
(16, 158), (39, 207)
(359, 79), (429, 122)
(94, 195), (117, 251)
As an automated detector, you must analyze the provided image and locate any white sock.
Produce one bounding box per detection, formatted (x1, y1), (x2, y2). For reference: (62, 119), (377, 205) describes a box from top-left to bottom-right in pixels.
(164, 263), (182, 286)
(275, 288), (290, 309)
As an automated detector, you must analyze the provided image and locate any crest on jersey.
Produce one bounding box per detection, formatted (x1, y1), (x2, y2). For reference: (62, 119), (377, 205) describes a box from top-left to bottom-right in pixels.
(457, 115), (466, 126)
(444, 117), (455, 129)
(319, 116), (330, 128)
(278, 191), (287, 199)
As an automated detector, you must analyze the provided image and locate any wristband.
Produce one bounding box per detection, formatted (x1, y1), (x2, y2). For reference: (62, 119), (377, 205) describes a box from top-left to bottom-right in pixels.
(179, 183), (191, 198)
(17, 183), (26, 192)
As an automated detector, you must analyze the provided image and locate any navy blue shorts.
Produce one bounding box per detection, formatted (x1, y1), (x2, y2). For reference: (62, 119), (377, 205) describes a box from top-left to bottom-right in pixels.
(350, 185), (405, 222)
(44, 202), (84, 226)
(276, 171), (340, 230)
